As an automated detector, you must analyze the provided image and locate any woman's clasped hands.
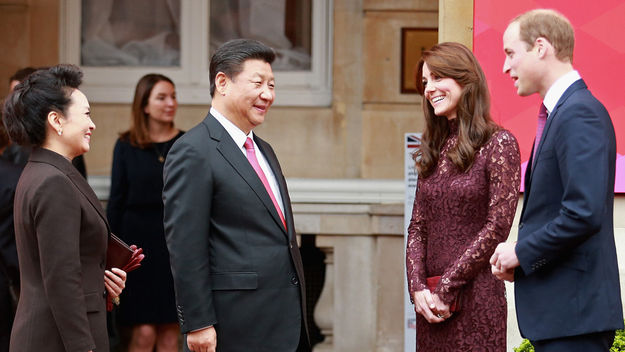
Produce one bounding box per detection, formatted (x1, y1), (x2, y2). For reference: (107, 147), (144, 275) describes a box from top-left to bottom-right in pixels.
(412, 289), (452, 323)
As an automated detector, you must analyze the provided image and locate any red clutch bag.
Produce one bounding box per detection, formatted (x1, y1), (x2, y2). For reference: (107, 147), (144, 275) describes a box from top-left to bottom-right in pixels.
(426, 276), (461, 312)
(105, 234), (145, 311)
(106, 233), (144, 273)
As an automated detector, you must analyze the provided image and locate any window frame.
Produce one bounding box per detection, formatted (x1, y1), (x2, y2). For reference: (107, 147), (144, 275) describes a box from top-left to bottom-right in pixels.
(59, 0), (333, 106)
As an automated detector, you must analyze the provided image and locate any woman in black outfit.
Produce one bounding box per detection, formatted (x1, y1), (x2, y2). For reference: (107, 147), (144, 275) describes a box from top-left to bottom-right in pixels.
(107, 74), (183, 352)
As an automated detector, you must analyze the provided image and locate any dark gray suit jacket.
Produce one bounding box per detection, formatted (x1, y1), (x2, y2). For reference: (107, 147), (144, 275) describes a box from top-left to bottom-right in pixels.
(10, 148), (109, 352)
(0, 158), (21, 351)
(163, 113), (308, 351)
(515, 79), (624, 340)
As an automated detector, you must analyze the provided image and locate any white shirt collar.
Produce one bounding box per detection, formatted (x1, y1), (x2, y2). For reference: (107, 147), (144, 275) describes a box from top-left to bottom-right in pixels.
(543, 70), (581, 115)
(210, 106), (254, 150)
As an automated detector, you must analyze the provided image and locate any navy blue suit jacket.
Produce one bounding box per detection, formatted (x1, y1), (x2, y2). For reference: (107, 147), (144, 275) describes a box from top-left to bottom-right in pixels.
(515, 79), (623, 340)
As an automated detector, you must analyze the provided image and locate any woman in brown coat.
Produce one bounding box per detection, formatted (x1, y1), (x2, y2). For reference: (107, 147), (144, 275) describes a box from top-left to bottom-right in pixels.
(2, 65), (127, 352)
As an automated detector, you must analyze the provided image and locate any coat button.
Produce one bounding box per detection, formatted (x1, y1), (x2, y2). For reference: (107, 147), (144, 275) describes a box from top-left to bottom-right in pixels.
(100, 260), (105, 269)
(519, 222), (524, 229)
(290, 276), (299, 285)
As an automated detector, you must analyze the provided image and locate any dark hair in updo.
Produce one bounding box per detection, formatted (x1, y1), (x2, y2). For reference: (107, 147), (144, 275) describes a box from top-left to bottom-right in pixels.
(2, 64), (83, 147)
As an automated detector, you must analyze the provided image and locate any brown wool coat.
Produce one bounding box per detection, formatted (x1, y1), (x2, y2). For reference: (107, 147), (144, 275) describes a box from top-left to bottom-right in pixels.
(10, 148), (109, 352)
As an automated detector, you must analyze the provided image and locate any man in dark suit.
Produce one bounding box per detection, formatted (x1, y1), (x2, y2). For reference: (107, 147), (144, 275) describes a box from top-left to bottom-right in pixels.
(490, 9), (623, 351)
(0, 122), (21, 352)
(163, 39), (309, 352)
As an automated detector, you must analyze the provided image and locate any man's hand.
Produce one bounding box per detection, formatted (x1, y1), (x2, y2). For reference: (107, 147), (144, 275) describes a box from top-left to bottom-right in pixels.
(187, 326), (217, 352)
(490, 242), (520, 281)
(491, 265), (515, 282)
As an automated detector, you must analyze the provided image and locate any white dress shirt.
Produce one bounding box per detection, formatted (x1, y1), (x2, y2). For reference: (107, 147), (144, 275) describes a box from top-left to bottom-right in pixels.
(210, 107), (285, 214)
(543, 70), (582, 116)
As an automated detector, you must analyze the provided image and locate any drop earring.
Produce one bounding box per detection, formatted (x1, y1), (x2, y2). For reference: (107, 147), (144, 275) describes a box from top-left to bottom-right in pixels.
(58, 128), (63, 136)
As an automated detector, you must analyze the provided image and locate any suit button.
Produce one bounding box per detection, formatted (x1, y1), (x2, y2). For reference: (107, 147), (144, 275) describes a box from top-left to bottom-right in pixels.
(519, 222), (524, 230)
(103, 290), (107, 298)
(290, 276), (299, 285)
(289, 243), (293, 249)
(100, 260), (105, 269)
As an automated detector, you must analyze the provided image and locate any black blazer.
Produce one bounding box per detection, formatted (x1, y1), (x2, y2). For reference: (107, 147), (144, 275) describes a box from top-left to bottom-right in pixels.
(163, 113), (309, 351)
(10, 148), (109, 352)
(515, 79), (624, 340)
(0, 159), (21, 294)
(0, 158), (21, 349)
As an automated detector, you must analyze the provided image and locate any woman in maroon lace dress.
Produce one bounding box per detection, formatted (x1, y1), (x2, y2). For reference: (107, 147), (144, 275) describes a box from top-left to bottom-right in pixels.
(406, 42), (521, 351)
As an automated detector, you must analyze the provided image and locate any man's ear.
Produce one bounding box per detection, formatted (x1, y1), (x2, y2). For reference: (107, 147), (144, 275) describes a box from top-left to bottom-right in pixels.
(47, 111), (63, 135)
(215, 72), (229, 96)
(534, 37), (551, 59)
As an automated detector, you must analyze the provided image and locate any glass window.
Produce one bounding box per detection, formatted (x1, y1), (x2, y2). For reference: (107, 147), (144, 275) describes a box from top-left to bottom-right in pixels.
(210, 0), (312, 71)
(61, 0), (333, 106)
(81, 0), (181, 67)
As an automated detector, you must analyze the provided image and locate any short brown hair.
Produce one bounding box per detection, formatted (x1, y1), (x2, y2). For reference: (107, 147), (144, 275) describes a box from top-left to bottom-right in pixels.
(121, 74), (175, 148)
(513, 9), (574, 62)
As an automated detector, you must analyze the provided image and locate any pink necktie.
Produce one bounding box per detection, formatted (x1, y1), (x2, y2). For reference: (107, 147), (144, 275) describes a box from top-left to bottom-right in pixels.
(244, 138), (286, 229)
(532, 104), (548, 165)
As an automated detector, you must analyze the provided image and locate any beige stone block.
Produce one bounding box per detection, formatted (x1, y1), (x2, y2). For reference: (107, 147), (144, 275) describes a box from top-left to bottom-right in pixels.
(363, 11), (437, 104)
(361, 103), (425, 179)
(333, 0), (366, 178)
(85, 104), (131, 175)
(375, 236), (404, 351)
(85, 103), (210, 175)
(439, 0), (473, 48)
(85, 103), (344, 179)
(363, 0), (437, 11)
(254, 107), (346, 178)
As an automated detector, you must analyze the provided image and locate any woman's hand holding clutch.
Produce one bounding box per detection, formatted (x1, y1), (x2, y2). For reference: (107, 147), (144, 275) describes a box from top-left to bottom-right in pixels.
(413, 289), (450, 324)
(104, 267), (127, 298)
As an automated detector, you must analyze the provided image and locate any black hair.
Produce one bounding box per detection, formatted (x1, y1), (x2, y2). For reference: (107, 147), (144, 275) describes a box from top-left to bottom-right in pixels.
(209, 39), (275, 97)
(2, 64), (83, 146)
(9, 67), (37, 85)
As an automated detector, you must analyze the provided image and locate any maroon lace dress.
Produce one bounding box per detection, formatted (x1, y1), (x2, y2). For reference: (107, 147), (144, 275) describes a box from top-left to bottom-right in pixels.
(406, 121), (520, 351)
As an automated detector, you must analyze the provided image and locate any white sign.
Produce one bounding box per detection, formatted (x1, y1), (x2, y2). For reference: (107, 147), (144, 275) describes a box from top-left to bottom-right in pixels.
(404, 133), (421, 351)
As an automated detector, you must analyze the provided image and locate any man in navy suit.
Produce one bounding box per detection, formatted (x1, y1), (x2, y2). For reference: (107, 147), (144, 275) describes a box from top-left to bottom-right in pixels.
(163, 39), (309, 352)
(490, 9), (623, 351)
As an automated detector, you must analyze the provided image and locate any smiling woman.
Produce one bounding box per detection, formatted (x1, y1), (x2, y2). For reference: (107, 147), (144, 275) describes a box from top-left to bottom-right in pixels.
(1, 64), (128, 352)
(406, 42), (521, 351)
(421, 62), (463, 120)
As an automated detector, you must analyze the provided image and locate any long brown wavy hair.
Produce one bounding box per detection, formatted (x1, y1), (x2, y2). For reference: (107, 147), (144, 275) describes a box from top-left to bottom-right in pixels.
(414, 42), (499, 178)
(121, 73), (175, 148)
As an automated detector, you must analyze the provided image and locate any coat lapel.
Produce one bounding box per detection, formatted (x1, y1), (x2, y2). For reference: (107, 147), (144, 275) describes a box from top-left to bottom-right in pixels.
(204, 115), (288, 237)
(30, 148), (110, 233)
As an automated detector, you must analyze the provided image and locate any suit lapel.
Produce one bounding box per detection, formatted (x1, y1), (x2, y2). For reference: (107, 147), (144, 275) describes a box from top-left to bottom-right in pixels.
(204, 116), (288, 237)
(255, 136), (293, 238)
(522, 79), (588, 221)
(30, 148), (110, 233)
(528, 79), (587, 182)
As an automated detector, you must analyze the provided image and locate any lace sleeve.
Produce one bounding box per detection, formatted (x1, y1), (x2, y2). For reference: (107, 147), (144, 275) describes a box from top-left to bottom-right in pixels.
(406, 186), (429, 295)
(435, 130), (521, 305)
